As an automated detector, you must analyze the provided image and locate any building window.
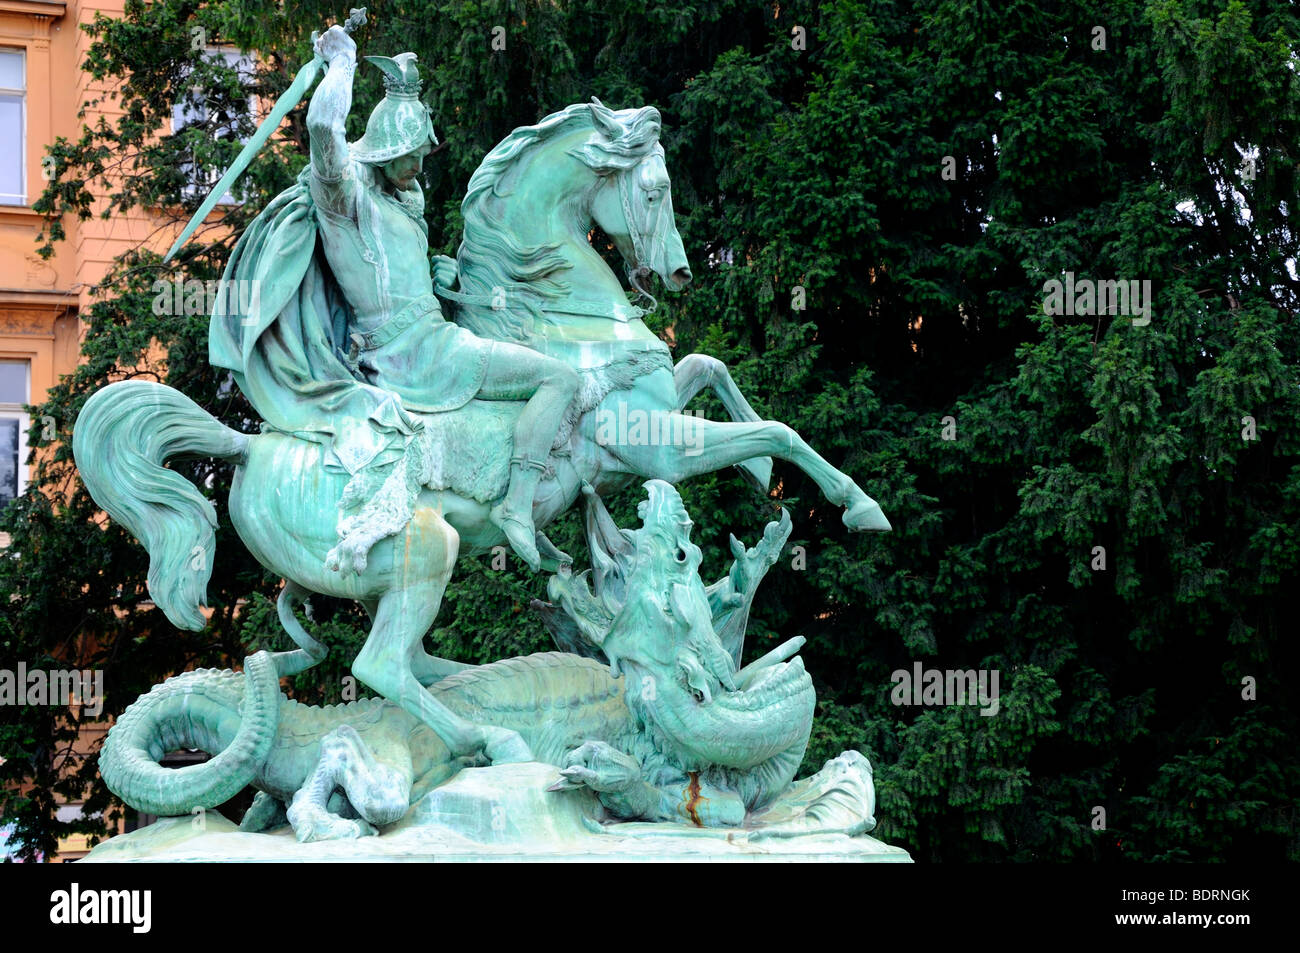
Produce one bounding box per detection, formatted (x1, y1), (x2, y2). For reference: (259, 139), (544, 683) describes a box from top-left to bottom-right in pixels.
(172, 48), (255, 205)
(0, 359), (30, 511)
(0, 49), (25, 206)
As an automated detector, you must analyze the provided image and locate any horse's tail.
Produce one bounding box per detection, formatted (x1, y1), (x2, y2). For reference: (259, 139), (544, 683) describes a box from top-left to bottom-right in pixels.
(73, 380), (249, 631)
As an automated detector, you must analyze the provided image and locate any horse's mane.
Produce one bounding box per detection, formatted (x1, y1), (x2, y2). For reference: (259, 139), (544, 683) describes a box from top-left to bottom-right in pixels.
(456, 101), (662, 341)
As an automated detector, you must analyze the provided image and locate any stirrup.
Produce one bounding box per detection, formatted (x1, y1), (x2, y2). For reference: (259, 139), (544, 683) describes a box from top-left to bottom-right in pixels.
(510, 455), (549, 473)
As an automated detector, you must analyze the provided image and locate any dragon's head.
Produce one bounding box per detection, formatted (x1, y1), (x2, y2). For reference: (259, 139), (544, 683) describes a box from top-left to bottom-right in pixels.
(537, 480), (815, 772)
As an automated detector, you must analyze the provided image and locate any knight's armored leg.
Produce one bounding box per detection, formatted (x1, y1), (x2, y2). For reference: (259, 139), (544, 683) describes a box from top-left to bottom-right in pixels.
(478, 345), (579, 570)
(491, 456), (549, 570)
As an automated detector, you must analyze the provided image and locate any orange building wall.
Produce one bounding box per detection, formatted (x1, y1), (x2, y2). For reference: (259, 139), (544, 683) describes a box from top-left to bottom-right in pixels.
(0, 0), (177, 414)
(0, 0), (166, 861)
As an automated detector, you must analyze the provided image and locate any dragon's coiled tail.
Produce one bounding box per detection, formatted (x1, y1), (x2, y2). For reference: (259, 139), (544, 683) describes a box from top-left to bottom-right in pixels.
(99, 653), (282, 818)
(72, 380), (248, 631)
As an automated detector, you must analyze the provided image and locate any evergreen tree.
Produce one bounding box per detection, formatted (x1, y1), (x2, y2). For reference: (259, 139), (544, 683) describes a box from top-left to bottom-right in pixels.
(2, 0), (1296, 861)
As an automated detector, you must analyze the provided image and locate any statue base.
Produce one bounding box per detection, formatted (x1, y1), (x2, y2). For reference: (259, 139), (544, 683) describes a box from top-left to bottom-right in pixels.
(82, 762), (912, 863)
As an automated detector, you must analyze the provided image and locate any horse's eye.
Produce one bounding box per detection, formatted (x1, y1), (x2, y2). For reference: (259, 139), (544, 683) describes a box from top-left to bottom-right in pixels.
(675, 547), (687, 562)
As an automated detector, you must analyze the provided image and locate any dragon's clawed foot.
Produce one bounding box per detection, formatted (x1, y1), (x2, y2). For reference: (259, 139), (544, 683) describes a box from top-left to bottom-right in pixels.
(287, 800), (379, 843)
(239, 790), (288, 833)
(481, 726), (533, 765)
(548, 741), (640, 794)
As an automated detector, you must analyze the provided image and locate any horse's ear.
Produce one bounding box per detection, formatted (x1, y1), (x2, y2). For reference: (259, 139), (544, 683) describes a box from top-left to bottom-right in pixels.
(587, 97), (624, 141)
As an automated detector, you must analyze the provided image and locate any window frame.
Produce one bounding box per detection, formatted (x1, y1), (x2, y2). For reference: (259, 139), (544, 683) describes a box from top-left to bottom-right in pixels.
(171, 46), (257, 207)
(0, 46), (26, 207)
(0, 357), (31, 512)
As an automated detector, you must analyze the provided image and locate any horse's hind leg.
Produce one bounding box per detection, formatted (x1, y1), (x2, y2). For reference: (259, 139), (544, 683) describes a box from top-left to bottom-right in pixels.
(356, 585), (528, 761)
(350, 510), (531, 763)
(411, 651), (474, 686)
(360, 596), (471, 687)
(673, 354), (772, 491)
(275, 585), (470, 686)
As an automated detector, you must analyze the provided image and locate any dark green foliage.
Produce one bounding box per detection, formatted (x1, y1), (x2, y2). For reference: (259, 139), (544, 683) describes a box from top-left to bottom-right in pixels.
(2, 0), (1296, 861)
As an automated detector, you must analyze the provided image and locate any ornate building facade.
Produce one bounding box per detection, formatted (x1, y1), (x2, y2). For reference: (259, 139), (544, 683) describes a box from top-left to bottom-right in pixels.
(0, 0), (166, 860)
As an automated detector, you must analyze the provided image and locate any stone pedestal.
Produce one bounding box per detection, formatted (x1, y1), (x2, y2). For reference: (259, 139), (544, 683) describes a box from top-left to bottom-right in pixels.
(82, 763), (912, 863)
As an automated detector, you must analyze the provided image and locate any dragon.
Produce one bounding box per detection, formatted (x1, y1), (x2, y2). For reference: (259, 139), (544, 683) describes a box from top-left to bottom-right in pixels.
(100, 481), (856, 842)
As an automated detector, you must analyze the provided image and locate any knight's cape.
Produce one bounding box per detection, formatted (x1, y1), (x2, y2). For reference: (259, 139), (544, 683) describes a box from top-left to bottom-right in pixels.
(209, 166), (417, 474)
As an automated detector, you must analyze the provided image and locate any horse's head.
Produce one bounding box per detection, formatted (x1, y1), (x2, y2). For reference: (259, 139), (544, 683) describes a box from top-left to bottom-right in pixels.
(458, 99), (695, 341)
(572, 99), (693, 295)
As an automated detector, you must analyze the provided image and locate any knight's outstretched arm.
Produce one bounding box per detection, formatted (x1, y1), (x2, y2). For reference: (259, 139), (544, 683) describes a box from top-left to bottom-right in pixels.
(306, 25), (357, 188)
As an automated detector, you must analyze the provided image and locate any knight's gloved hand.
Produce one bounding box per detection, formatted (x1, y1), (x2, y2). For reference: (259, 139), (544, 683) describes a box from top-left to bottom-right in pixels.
(432, 255), (458, 290)
(314, 24), (356, 64)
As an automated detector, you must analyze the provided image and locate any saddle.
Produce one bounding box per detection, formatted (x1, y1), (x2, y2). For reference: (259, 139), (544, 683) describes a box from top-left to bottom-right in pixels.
(325, 348), (670, 574)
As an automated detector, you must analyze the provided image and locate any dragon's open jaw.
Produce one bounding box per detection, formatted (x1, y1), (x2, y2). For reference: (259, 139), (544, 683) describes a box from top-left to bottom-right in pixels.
(538, 479), (817, 772)
(630, 651), (815, 771)
(734, 636), (806, 691)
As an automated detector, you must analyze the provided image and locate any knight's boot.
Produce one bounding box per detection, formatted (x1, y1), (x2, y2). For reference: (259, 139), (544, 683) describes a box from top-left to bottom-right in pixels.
(490, 456), (550, 572)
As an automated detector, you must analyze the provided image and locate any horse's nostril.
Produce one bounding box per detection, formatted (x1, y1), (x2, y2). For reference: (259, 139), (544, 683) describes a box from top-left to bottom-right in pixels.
(672, 268), (693, 286)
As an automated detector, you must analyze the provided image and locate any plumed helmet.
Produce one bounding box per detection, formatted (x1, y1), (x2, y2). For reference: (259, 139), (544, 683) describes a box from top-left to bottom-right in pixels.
(351, 53), (438, 164)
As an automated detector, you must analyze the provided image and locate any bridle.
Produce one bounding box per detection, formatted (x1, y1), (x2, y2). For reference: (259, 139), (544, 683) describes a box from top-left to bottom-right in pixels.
(434, 150), (668, 322)
(616, 153), (670, 314)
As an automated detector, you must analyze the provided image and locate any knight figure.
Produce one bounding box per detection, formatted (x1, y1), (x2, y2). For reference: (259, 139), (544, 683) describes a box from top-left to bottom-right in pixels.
(209, 24), (578, 572)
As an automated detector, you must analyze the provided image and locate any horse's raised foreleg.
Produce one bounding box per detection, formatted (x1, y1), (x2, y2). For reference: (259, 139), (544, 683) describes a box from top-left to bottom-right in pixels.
(350, 510), (531, 763)
(609, 416), (892, 532)
(673, 354), (772, 491)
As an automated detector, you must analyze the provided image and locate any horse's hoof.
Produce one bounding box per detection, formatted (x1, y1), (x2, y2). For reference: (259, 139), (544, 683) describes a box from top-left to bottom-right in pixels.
(535, 531), (572, 574)
(843, 498), (892, 532)
(490, 504), (542, 572)
(736, 456), (774, 493)
(239, 791), (287, 833)
(299, 817), (376, 842)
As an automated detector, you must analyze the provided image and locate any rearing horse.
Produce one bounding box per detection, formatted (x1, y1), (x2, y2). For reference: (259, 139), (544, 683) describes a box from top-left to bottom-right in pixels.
(444, 99), (891, 545)
(73, 99), (889, 768)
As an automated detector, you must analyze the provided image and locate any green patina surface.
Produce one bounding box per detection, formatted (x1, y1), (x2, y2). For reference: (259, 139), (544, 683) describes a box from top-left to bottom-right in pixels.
(71, 19), (897, 858)
(97, 481), (878, 845)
